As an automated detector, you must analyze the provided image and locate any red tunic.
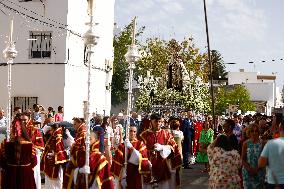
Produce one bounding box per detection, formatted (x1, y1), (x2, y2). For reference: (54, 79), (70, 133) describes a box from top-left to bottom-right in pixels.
(140, 129), (182, 186)
(63, 124), (87, 189)
(75, 142), (114, 189)
(41, 127), (68, 179)
(0, 141), (37, 189)
(26, 121), (45, 150)
(111, 139), (150, 189)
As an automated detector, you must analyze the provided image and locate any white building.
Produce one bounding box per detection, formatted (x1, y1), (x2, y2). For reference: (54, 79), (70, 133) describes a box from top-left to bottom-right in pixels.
(0, 0), (115, 121)
(228, 69), (281, 115)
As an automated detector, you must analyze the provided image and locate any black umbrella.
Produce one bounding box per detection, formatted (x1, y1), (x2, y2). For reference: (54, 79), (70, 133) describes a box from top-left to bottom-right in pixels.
(47, 121), (75, 138)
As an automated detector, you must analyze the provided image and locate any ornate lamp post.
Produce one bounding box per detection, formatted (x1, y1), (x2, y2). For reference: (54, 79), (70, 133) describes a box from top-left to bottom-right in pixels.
(83, 0), (99, 188)
(124, 17), (141, 180)
(3, 19), (17, 142)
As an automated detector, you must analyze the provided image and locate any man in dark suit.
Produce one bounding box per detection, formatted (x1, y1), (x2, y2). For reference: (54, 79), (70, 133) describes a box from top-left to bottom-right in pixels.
(182, 111), (195, 169)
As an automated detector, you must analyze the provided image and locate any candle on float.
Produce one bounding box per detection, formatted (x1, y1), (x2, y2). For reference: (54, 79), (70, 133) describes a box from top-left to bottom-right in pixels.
(131, 17), (136, 45)
(147, 70), (150, 78)
(9, 18), (14, 42)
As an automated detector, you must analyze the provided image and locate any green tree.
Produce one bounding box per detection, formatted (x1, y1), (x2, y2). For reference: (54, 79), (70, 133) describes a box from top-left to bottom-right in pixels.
(111, 22), (144, 106)
(228, 85), (256, 113)
(215, 86), (229, 115)
(211, 50), (226, 80)
(215, 85), (256, 114)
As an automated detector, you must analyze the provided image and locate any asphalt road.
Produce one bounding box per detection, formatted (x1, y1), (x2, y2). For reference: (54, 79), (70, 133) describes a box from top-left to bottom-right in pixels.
(42, 163), (209, 189)
(181, 163), (209, 189)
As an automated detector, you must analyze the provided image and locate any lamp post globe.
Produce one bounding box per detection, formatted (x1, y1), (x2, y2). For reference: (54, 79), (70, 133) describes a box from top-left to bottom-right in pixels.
(83, 27), (99, 46)
(125, 44), (141, 64)
(3, 43), (18, 61)
(3, 42), (17, 142)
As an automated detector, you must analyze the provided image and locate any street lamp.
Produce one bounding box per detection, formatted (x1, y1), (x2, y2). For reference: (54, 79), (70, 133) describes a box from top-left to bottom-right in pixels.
(202, 0), (215, 128)
(124, 16), (141, 177)
(125, 17), (141, 124)
(3, 18), (17, 142)
(83, 0), (99, 188)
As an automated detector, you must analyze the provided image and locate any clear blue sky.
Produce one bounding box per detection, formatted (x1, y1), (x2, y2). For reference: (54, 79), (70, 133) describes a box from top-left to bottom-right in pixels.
(115, 0), (284, 89)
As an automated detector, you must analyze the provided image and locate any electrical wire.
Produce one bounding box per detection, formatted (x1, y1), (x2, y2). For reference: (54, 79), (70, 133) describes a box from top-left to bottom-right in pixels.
(0, 0), (82, 37)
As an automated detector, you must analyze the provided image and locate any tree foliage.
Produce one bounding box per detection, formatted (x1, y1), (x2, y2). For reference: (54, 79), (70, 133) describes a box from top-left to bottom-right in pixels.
(215, 85), (256, 115)
(111, 22), (144, 106)
(135, 38), (211, 113)
(211, 50), (227, 80)
(135, 38), (208, 81)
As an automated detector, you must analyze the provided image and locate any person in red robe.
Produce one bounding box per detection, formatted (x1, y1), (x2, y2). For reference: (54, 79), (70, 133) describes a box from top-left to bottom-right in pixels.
(21, 112), (45, 189)
(41, 123), (69, 189)
(111, 125), (151, 189)
(63, 117), (87, 189)
(74, 130), (114, 189)
(0, 120), (37, 189)
(140, 113), (182, 189)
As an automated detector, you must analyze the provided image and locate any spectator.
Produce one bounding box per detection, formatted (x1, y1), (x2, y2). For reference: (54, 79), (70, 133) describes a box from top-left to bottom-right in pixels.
(196, 121), (214, 172)
(130, 111), (139, 127)
(47, 107), (54, 118)
(233, 114), (242, 143)
(92, 114), (105, 153)
(170, 119), (184, 159)
(0, 108), (7, 127)
(101, 116), (114, 164)
(32, 104), (43, 125)
(55, 106), (64, 122)
(207, 134), (241, 189)
(182, 110), (194, 169)
(258, 120), (284, 189)
(242, 123), (265, 189)
(13, 107), (22, 118)
(223, 119), (239, 152)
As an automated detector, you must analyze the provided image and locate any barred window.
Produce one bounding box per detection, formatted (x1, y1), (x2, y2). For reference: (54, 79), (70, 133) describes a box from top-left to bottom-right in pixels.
(29, 31), (52, 59)
(13, 97), (38, 112)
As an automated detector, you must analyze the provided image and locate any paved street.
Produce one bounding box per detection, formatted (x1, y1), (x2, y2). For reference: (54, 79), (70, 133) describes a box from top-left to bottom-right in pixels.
(42, 163), (208, 189)
(181, 163), (209, 189)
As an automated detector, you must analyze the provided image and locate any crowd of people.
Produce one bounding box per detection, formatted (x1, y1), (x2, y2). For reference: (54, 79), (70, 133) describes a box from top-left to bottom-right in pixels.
(0, 105), (283, 189)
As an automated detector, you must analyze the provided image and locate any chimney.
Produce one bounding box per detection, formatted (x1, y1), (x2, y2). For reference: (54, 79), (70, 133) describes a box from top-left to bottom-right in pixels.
(239, 69), (244, 72)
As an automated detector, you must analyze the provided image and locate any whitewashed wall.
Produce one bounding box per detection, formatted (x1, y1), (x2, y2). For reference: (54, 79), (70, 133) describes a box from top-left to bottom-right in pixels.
(0, 64), (65, 112)
(243, 83), (274, 115)
(0, 0), (115, 120)
(228, 72), (258, 85)
(0, 0), (68, 63)
(64, 0), (115, 119)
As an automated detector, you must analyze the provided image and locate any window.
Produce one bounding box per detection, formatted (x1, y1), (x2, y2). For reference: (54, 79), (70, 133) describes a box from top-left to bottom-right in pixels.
(29, 31), (52, 59)
(84, 45), (91, 65)
(13, 97), (38, 112)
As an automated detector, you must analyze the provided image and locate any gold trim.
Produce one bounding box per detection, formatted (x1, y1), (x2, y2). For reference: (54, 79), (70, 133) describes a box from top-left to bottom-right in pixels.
(34, 145), (44, 150)
(55, 159), (68, 164)
(7, 163), (31, 167)
(67, 169), (75, 189)
(95, 160), (108, 189)
(138, 152), (143, 173)
(112, 159), (123, 166)
(117, 149), (123, 157)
